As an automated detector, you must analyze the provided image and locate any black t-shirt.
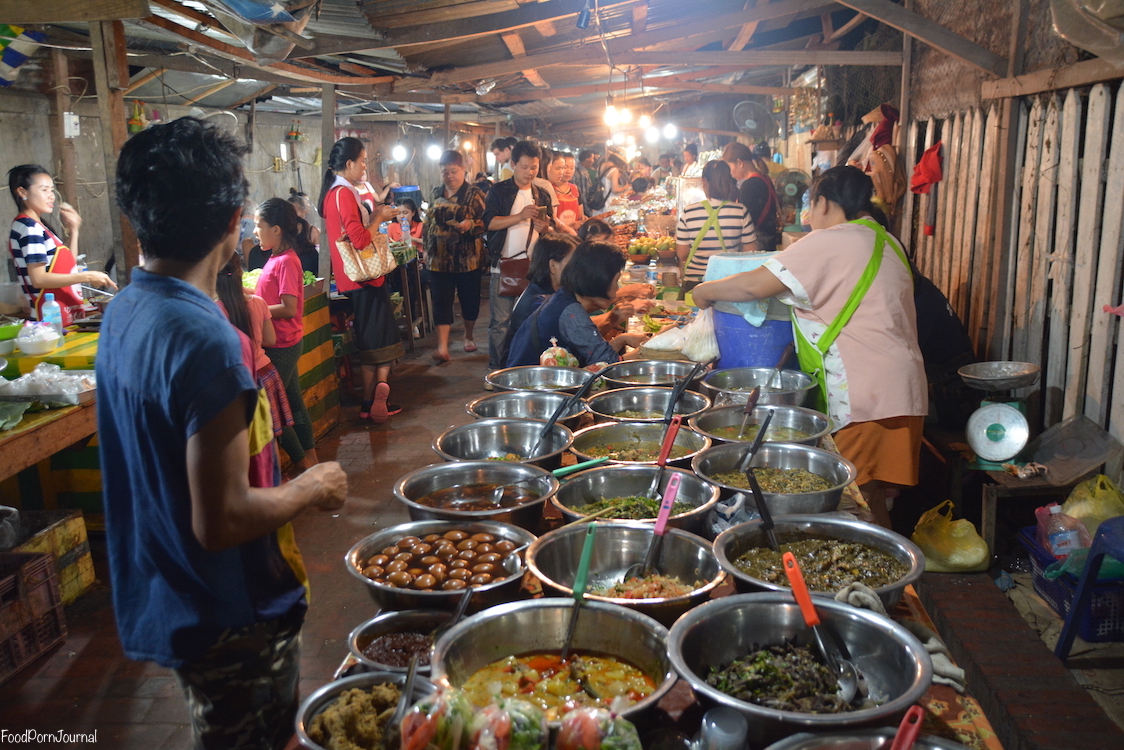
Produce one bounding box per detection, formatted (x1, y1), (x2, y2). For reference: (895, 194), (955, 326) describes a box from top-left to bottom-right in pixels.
(737, 175), (778, 250)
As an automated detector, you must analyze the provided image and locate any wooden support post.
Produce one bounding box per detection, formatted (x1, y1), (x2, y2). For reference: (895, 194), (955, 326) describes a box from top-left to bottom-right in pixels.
(89, 20), (140, 280)
(443, 103), (451, 149)
(48, 49), (77, 208)
(320, 83), (335, 281)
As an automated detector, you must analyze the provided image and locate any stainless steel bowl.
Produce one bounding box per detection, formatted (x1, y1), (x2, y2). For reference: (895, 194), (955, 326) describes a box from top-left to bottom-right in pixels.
(570, 421), (711, 468)
(549, 465), (720, 536)
(485, 365), (594, 394)
(295, 670), (437, 750)
(690, 405), (831, 447)
(430, 598), (676, 726)
(957, 360), (1041, 391)
(345, 520), (536, 612)
(348, 609), (451, 674)
(764, 729), (972, 750)
(712, 515), (925, 608)
(466, 390), (585, 431)
(526, 521), (727, 626)
(601, 359), (707, 390)
(393, 461), (559, 532)
(668, 593), (933, 745)
(584, 386), (711, 424)
(692, 441), (856, 514)
(432, 418), (573, 471)
(702, 368), (816, 407)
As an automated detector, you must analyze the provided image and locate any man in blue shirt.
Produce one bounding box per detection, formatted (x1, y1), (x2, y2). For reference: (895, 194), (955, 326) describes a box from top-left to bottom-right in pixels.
(99, 117), (347, 749)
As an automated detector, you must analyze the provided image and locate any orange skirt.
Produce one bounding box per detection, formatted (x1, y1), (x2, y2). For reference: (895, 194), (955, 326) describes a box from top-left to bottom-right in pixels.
(833, 415), (924, 487)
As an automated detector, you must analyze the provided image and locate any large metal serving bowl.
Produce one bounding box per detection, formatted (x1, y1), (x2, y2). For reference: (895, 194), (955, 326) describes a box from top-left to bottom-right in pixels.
(526, 521), (727, 626)
(393, 461), (559, 532)
(692, 441), (856, 514)
(485, 365), (594, 395)
(702, 368), (816, 407)
(584, 386), (711, 424)
(345, 520), (536, 613)
(764, 729), (972, 750)
(549, 465), (720, 536)
(466, 390), (585, 431)
(348, 609), (451, 675)
(570, 421), (711, 469)
(430, 598), (677, 727)
(690, 405), (832, 447)
(957, 360), (1041, 392)
(432, 418), (573, 471)
(668, 593), (933, 746)
(295, 670), (437, 750)
(600, 359), (707, 390)
(712, 515), (925, 608)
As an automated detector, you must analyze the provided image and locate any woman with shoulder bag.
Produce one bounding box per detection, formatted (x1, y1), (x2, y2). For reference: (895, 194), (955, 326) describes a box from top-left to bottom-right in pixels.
(675, 160), (759, 294)
(318, 136), (405, 424)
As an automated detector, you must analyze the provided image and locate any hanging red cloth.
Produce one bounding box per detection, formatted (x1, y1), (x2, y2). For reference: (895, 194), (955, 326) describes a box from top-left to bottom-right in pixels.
(910, 141), (944, 237)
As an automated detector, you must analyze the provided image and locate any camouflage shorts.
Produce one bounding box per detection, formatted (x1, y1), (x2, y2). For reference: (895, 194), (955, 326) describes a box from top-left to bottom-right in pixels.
(173, 611), (303, 750)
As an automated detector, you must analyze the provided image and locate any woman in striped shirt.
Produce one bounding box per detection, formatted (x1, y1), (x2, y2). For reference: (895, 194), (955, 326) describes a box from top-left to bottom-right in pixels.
(675, 160), (758, 291)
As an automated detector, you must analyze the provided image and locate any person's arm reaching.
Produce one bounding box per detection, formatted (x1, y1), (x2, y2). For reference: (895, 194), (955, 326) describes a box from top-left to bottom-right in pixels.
(187, 394), (347, 551)
(690, 266), (788, 309)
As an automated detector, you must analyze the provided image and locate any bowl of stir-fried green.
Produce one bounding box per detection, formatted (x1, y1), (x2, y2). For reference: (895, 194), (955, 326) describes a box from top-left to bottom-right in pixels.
(668, 592), (933, 744)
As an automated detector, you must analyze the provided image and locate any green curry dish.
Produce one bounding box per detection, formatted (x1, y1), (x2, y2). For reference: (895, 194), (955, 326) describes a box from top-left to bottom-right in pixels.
(576, 495), (694, 520)
(734, 536), (908, 591)
(707, 642), (849, 714)
(711, 467), (833, 493)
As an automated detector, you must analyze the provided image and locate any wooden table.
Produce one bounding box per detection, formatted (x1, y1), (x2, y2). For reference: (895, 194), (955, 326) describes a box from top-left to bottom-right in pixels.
(0, 402), (97, 482)
(980, 469), (1082, 552)
(1, 332), (99, 379)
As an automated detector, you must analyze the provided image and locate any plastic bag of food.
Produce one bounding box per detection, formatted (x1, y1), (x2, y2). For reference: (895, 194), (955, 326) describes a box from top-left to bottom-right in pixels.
(681, 308), (719, 363)
(401, 688), (475, 750)
(540, 337), (578, 368)
(910, 500), (990, 572)
(470, 698), (548, 750)
(643, 325), (687, 352)
(555, 707), (642, 750)
(1062, 474), (1124, 538)
(1044, 546), (1124, 581)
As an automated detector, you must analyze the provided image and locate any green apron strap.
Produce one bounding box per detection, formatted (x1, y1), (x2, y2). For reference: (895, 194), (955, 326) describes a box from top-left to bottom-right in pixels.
(684, 200), (728, 270)
(816, 223), (885, 352)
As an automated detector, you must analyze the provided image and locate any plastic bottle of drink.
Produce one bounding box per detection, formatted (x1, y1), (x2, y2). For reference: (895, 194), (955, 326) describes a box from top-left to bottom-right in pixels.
(1045, 504), (1085, 559)
(399, 213), (411, 240)
(40, 293), (64, 336)
(646, 257), (659, 285)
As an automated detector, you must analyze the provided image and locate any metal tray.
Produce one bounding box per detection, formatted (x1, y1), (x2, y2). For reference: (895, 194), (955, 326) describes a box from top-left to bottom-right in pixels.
(0, 370), (96, 405)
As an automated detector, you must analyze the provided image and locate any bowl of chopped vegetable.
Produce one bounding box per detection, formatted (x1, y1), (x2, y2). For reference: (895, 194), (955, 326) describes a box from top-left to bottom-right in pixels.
(549, 465), (720, 536)
(667, 592), (933, 745)
(466, 389), (586, 431)
(569, 421), (711, 469)
(689, 405), (831, 447)
(295, 670), (437, 750)
(485, 365), (596, 395)
(430, 598), (677, 727)
(526, 521), (727, 626)
(433, 418), (573, 471)
(712, 515), (925, 608)
(691, 441), (856, 514)
(600, 359), (708, 390)
(584, 386), (711, 424)
(701, 367), (816, 407)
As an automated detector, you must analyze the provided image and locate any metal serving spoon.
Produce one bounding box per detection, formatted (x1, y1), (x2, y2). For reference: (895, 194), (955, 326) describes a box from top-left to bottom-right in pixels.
(783, 552), (858, 704)
(621, 472), (682, 581)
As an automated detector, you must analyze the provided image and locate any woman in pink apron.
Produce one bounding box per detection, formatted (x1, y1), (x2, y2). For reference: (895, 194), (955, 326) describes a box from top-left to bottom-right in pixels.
(7, 164), (116, 324)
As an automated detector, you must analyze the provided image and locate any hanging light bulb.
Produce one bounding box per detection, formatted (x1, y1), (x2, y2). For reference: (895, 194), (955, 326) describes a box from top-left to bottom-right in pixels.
(392, 141), (407, 162)
(638, 114), (652, 129)
(426, 143), (442, 160)
(462, 139), (473, 151)
(475, 79), (496, 96)
(645, 126), (660, 143)
(619, 107), (632, 124)
(662, 123), (678, 140)
(603, 101), (618, 127)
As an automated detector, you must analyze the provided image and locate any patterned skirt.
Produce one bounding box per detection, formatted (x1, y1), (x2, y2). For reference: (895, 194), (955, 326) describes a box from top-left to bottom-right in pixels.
(257, 362), (295, 436)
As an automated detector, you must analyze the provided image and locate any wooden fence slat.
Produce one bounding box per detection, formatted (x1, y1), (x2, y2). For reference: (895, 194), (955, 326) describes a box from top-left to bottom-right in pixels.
(1085, 87), (1124, 424)
(938, 113), (963, 299)
(902, 119), (919, 255)
(1064, 83), (1112, 419)
(997, 100), (1032, 361)
(920, 116), (937, 279)
(1026, 94), (1062, 386)
(1044, 89), (1082, 427)
(1011, 97), (1045, 362)
(969, 105), (1001, 354)
(957, 109), (984, 324)
(949, 110), (972, 316)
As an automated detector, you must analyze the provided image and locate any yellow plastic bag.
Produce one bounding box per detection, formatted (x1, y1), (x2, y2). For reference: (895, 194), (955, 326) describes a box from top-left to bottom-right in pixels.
(1061, 474), (1124, 538)
(911, 500), (990, 572)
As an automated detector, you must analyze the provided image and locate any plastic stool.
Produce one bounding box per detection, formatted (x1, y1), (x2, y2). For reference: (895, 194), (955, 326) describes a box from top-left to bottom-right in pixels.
(1054, 516), (1124, 662)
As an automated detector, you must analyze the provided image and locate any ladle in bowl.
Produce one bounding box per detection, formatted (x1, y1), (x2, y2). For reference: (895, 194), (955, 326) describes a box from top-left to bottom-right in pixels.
(782, 552), (858, 704)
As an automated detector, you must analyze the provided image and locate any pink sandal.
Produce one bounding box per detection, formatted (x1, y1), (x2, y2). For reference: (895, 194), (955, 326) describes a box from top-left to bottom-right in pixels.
(463, 340), (478, 352)
(369, 382), (391, 424)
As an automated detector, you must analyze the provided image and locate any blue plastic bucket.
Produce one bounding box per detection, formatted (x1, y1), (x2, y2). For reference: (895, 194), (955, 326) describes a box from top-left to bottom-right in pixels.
(712, 311), (794, 369)
(391, 185), (423, 208)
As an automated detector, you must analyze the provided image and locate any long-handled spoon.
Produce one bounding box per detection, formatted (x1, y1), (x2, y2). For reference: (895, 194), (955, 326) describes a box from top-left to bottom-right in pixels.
(621, 472), (682, 581)
(662, 359), (709, 424)
(783, 552), (858, 704)
(430, 586), (473, 643)
(888, 705), (926, 750)
(383, 652), (419, 747)
(736, 343), (794, 437)
(644, 414), (683, 501)
(737, 409), (774, 474)
(560, 523), (597, 660)
(528, 371), (605, 457)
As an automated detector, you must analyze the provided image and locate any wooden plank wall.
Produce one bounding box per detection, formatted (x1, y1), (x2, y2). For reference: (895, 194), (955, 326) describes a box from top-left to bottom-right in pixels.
(903, 83), (1124, 476)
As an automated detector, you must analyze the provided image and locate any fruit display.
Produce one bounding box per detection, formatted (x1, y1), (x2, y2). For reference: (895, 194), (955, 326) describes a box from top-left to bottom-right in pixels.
(627, 235), (675, 255)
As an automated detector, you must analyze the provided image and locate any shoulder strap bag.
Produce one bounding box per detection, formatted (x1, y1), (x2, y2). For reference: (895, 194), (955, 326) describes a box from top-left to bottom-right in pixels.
(333, 187), (397, 283)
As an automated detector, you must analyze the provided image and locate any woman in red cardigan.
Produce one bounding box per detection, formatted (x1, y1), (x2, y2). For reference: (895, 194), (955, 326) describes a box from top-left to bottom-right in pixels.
(317, 137), (404, 424)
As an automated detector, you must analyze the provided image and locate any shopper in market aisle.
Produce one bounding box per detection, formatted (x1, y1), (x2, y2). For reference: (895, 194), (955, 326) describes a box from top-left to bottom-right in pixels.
(574, 149), (603, 216)
(690, 166), (926, 529)
(723, 141), (781, 253)
(505, 232), (579, 349)
(491, 136), (517, 181)
(675, 159), (759, 292)
(546, 149), (584, 231)
(483, 139), (553, 373)
(100, 116), (347, 750)
(599, 151), (631, 202)
(254, 198), (320, 471)
(318, 136), (405, 424)
(425, 149), (488, 363)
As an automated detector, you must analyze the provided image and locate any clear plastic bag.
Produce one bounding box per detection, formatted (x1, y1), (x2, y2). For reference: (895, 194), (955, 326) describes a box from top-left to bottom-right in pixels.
(681, 308), (719, 363)
(540, 337), (578, 368)
(555, 707), (643, 750)
(911, 500), (990, 572)
(1044, 547), (1124, 581)
(644, 325), (687, 352)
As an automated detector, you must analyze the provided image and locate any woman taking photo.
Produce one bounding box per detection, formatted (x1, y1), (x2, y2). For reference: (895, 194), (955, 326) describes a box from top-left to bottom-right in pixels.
(424, 150), (487, 363)
(7, 164), (116, 322)
(319, 137), (404, 423)
(723, 141), (780, 252)
(690, 166), (926, 529)
(675, 159), (758, 292)
(253, 198), (319, 470)
(506, 241), (648, 367)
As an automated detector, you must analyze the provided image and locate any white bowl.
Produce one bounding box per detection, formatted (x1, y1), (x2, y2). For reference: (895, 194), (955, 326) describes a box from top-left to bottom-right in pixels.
(17, 335), (60, 355)
(0, 340), (13, 356)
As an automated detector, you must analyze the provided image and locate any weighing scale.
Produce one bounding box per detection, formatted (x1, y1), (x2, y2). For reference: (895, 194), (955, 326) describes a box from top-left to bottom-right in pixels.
(957, 361), (1042, 470)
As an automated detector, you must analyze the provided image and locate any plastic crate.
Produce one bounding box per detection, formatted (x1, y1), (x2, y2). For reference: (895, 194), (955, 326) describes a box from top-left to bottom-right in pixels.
(0, 553), (67, 685)
(1017, 526), (1124, 642)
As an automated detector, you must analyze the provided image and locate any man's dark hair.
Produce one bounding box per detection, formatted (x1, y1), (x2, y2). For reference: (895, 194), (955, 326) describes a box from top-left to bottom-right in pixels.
(527, 232), (579, 288)
(439, 149), (465, 167)
(491, 136), (518, 152)
(116, 117), (248, 264)
(684, 143), (699, 158)
(511, 140), (541, 165)
(578, 149), (598, 162)
(560, 240), (626, 300)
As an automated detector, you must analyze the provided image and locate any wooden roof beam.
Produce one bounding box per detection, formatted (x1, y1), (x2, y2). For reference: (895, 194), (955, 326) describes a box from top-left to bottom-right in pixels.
(500, 31), (550, 90)
(632, 4), (648, 34)
(646, 81), (796, 96)
(4, 0), (149, 23)
(228, 83), (278, 108)
(617, 50), (902, 66)
(826, 10), (868, 42)
(729, 0), (768, 52)
(123, 67), (166, 95)
(835, 0), (1006, 76)
(182, 78), (236, 105)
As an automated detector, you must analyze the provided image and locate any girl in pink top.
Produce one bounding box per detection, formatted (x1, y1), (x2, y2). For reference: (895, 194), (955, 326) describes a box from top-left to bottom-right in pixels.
(253, 198), (318, 471)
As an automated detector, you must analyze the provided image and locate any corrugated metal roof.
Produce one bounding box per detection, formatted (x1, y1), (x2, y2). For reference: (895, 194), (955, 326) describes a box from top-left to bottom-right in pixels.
(306, 0), (383, 39)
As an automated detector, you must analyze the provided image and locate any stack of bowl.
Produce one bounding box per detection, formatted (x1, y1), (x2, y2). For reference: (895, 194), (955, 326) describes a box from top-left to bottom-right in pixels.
(601, 359), (707, 390)
(701, 367), (816, 407)
(432, 417), (572, 470)
(485, 364), (593, 394)
(584, 386), (711, 424)
(466, 390), (585, 430)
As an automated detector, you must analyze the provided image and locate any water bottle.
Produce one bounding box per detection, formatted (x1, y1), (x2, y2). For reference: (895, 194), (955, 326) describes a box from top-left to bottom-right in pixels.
(646, 257), (659, 285)
(1044, 504), (1084, 559)
(399, 213), (411, 241)
(40, 293), (64, 337)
